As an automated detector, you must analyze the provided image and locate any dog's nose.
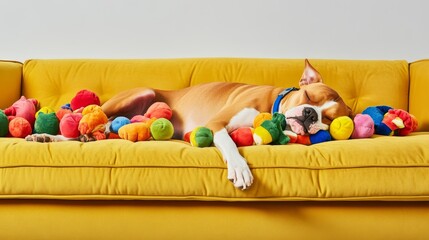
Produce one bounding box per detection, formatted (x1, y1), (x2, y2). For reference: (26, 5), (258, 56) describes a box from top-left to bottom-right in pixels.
(303, 107), (318, 132)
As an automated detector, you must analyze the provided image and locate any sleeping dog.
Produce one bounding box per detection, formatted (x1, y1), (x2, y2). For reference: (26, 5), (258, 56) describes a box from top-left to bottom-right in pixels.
(27, 59), (352, 190)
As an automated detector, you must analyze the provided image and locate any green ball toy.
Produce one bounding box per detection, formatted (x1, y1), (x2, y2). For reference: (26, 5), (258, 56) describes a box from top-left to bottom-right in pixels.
(34, 112), (59, 135)
(0, 111), (9, 137)
(150, 118), (174, 140)
(190, 127), (213, 147)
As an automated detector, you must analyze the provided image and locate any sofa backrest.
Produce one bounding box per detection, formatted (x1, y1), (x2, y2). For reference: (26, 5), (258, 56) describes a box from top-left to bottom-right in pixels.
(23, 58), (409, 121)
(0, 60), (22, 109)
(409, 60), (429, 131)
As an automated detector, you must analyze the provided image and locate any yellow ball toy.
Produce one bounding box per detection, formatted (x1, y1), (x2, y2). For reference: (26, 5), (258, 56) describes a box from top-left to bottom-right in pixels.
(329, 116), (354, 140)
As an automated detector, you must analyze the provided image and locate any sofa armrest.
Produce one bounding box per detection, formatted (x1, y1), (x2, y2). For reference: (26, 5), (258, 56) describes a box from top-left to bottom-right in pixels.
(410, 60), (429, 131)
(0, 60), (22, 109)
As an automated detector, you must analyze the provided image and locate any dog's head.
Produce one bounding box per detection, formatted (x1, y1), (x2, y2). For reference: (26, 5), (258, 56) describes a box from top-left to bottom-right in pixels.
(279, 59), (352, 135)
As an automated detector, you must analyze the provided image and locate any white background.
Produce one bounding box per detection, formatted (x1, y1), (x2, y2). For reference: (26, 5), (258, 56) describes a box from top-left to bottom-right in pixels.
(1, 0), (428, 62)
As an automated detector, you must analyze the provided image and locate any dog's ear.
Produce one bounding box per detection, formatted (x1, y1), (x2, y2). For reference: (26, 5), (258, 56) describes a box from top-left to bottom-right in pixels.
(299, 59), (323, 86)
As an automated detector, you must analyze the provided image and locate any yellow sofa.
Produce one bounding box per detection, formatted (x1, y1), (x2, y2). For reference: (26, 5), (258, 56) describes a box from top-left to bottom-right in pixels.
(1, 58), (429, 240)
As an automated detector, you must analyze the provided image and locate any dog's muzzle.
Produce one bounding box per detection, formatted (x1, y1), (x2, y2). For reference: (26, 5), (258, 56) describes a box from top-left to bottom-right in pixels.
(284, 105), (327, 135)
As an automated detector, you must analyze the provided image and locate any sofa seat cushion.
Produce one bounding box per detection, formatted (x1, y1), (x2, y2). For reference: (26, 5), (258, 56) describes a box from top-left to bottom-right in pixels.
(1, 134), (429, 201)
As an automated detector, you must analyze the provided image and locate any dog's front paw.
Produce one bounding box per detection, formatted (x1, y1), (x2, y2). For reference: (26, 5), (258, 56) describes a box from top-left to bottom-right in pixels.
(25, 133), (57, 142)
(226, 154), (254, 190)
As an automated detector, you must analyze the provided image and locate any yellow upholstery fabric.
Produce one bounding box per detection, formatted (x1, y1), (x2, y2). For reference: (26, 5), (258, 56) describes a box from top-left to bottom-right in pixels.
(1, 133), (428, 201)
(1, 200), (429, 240)
(410, 60), (429, 131)
(23, 59), (409, 115)
(0, 60), (22, 109)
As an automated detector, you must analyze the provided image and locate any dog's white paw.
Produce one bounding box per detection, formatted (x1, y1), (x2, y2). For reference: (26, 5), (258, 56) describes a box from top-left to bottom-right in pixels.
(226, 154), (254, 190)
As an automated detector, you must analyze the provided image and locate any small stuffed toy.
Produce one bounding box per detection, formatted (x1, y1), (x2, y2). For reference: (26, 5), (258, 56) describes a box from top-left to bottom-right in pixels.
(56, 108), (73, 121)
(8, 117), (32, 138)
(351, 114), (374, 139)
(144, 102), (173, 120)
(230, 127), (254, 147)
(34, 112), (59, 135)
(78, 105), (108, 140)
(253, 112), (272, 128)
(187, 127), (213, 147)
(70, 90), (100, 111)
(36, 106), (55, 118)
(286, 130), (332, 145)
(329, 116), (354, 140)
(363, 106), (418, 136)
(362, 106), (394, 135)
(111, 116), (131, 133)
(385, 109), (418, 136)
(253, 113), (289, 145)
(0, 111), (9, 137)
(59, 113), (83, 138)
(150, 118), (174, 140)
(130, 115), (148, 123)
(4, 96), (38, 126)
(118, 122), (151, 142)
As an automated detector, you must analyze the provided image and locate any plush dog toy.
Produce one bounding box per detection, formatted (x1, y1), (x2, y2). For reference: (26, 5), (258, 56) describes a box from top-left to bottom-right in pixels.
(78, 105), (108, 140)
(4, 96), (38, 126)
(329, 116), (354, 140)
(186, 126), (213, 147)
(351, 114), (375, 139)
(70, 89), (100, 111)
(286, 130), (332, 145)
(230, 127), (254, 147)
(253, 113), (289, 145)
(0, 111), (9, 137)
(363, 106), (418, 136)
(116, 102), (174, 142)
(59, 113), (83, 138)
(34, 112), (59, 135)
(8, 117), (32, 138)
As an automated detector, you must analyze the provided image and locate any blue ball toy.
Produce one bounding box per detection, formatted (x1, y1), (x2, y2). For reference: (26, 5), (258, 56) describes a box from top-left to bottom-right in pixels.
(111, 116), (131, 133)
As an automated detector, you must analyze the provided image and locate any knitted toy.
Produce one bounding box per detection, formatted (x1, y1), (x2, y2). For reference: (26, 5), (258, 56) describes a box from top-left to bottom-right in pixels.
(130, 115), (147, 123)
(150, 118), (174, 140)
(329, 116), (354, 140)
(384, 109), (418, 136)
(253, 113), (289, 145)
(59, 113), (83, 138)
(351, 114), (374, 139)
(0, 111), (9, 137)
(230, 127), (254, 147)
(70, 89), (100, 111)
(118, 122), (151, 142)
(116, 102), (173, 141)
(4, 96), (38, 126)
(144, 102), (173, 120)
(36, 106), (55, 118)
(253, 112), (272, 129)
(34, 112), (59, 135)
(111, 116), (131, 133)
(362, 106), (394, 135)
(186, 127), (213, 147)
(286, 130), (332, 145)
(78, 105), (108, 140)
(56, 108), (73, 121)
(363, 106), (418, 136)
(9, 117), (32, 138)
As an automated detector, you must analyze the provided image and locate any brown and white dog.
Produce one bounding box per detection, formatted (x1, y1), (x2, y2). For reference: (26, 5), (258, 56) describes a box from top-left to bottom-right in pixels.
(27, 59), (351, 190)
(100, 59), (352, 190)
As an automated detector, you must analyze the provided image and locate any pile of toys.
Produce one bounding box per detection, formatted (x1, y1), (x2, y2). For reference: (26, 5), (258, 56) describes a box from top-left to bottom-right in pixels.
(0, 90), (418, 147)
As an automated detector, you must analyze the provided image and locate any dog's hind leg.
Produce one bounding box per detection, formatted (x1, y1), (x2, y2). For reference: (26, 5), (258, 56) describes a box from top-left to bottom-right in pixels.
(101, 88), (156, 118)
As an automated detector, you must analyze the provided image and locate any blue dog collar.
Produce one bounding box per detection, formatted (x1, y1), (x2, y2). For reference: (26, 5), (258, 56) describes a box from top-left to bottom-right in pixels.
(272, 87), (299, 114)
